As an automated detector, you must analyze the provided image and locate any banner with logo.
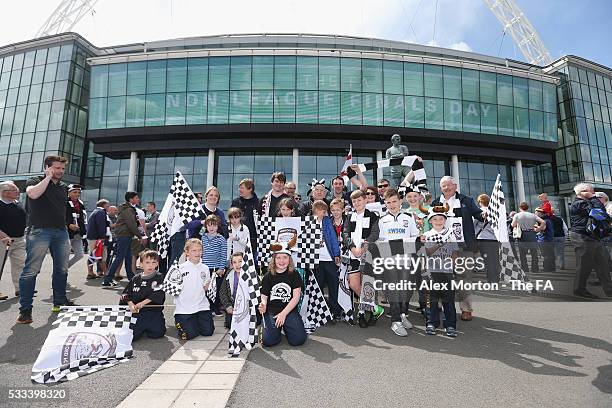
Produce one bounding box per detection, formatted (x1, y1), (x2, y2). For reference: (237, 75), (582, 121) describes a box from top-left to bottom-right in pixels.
(31, 306), (136, 384)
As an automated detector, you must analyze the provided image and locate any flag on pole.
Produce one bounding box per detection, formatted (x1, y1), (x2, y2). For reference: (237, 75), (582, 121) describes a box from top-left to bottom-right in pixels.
(149, 172), (203, 259)
(339, 144), (353, 185)
(228, 237), (260, 356)
(31, 306), (136, 383)
(345, 155), (428, 194)
(300, 272), (332, 333)
(489, 174), (526, 282)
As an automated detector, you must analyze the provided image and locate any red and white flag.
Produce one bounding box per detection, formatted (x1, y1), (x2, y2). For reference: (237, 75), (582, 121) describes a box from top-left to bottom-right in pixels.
(339, 145), (353, 184)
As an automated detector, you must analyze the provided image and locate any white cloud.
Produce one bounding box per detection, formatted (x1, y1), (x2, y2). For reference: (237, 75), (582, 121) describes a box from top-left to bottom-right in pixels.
(0, 0), (483, 54)
(448, 41), (473, 52)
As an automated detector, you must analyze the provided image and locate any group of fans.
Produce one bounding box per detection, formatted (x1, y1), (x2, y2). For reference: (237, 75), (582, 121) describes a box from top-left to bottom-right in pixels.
(1, 155), (611, 348)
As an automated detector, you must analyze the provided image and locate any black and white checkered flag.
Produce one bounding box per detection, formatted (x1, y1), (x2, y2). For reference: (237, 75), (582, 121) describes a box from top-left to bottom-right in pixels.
(489, 174), (526, 282)
(300, 272), (332, 334)
(32, 306), (136, 384)
(255, 215), (321, 269)
(205, 273), (217, 304)
(150, 172), (203, 259)
(161, 260), (187, 297)
(346, 155), (428, 193)
(228, 238), (259, 356)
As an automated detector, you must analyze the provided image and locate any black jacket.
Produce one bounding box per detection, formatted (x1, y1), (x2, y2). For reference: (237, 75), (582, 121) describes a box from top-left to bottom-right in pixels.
(66, 199), (87, 239)
(231, 194), (259, 244)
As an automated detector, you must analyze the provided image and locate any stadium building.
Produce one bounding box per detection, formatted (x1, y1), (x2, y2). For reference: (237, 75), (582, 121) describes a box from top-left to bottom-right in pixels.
(0, 32), (611, 214)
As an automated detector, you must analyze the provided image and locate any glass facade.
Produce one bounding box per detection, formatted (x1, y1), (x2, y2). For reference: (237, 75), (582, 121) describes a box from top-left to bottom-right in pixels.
(0, 41), (91, 178)
(89, 57), (557, 141)
(556, 61), (612, 190)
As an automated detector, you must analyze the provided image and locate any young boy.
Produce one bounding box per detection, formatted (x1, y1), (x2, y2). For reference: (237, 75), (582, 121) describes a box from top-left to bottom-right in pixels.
(342, 189), (383, 328)
(367, 189), (420, 337)
(120, 250), (166, 340)
(201, 214), (228, 316)
(422, 209), (459, 337)
(174, 238), (215, 340)
(312, 200), (342, 321)
(220, 252), (244, 329)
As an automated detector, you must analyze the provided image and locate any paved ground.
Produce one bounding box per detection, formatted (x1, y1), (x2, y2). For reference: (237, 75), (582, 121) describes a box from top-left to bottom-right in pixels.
(0, 257), (186, 408)
(1, 250), (611, 407)
(229, 300), (612, 408)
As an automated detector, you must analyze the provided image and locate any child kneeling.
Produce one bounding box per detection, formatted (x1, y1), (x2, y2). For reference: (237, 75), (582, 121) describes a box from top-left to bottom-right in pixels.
(173, 238), (215, 340)
(258, 246), (307, 347)
(120, 250), (166, 340)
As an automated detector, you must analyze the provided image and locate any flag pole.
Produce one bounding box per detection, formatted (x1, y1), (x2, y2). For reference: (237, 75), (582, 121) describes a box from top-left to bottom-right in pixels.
(0, 240), (10, 282)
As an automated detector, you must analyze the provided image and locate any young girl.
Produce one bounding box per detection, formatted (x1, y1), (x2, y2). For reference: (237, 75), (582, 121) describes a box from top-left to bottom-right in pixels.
(173, 238), (215, 340)
(278, 197), (297, 217)
(258, 246), (307, 347)
(227, 207), (250, 259)
(201, 214), (228, 316)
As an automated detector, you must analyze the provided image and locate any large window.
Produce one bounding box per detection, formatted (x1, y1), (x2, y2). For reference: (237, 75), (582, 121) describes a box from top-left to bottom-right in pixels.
(88, 56), (558, 142)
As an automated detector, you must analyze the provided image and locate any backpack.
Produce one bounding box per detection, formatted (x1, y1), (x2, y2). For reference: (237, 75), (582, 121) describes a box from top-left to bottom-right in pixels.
(586, 202), (612, 239)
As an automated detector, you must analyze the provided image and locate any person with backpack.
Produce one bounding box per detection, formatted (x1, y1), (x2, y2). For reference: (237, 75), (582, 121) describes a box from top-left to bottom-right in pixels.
(569, 183), (612, 298)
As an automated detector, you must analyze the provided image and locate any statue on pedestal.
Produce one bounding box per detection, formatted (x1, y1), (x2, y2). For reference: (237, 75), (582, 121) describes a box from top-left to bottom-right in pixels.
(385, 134), (410, 188)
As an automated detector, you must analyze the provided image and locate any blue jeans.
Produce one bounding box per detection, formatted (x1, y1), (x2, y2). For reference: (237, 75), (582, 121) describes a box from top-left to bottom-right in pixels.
(314, 261), (341, 317)
(169, 232), (186, 265)
(552, 236), (566, 268)
(262, 310), (307, 347)
(426, 273), (457, 329)
(19, 228), (70, 311)
(105, 236), (133, 284)
(174, 310), (215, 340)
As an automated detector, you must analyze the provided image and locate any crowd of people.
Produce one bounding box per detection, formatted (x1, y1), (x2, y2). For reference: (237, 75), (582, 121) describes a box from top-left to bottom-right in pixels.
(0, 155), (611, 346)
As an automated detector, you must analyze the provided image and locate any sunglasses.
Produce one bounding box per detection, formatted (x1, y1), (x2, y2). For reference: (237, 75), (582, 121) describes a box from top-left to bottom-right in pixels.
(229, 215), (241, 219)
(377, 184), (389, 188)
(365, 192), (375, 196)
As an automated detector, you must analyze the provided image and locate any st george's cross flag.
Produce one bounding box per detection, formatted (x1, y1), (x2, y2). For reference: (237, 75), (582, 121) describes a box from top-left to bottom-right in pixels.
(339, 144), (353, 185)
(300, 272), (332, 333)
(489, 174), (526, 282)
(228, 237), (260, 357)
(32, 306), (136, 383)
(149, 172), (203, 259)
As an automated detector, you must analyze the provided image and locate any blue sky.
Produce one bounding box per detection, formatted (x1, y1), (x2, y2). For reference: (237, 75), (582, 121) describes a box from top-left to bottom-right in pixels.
(2, 0), (611, 68)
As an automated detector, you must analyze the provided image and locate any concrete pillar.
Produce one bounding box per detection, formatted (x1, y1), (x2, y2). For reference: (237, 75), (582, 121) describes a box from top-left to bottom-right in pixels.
(515, 159), (526, 203)
(292, 148), (299, 187)
(127, 151), (138, 192)
(207, 148), (215, 188)
(376, 150), (383, 183)
(451, 154), (460, 193)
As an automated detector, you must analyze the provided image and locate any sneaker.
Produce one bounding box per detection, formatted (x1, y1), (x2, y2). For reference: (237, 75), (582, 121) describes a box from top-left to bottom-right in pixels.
(52, 300), (77, 312)
(17, 309), (33, 324)
(400, 313), (413, 330)
(445, 327), (458, 337)
(0, 293), (8, 300)
(391, 321), (408, 336)
(425, 324), (436, 335)
(373, 305), (385, 320)
(358, 313), (368, 328)
(214, 310), (224, 317)
(333, 314), (342, 322)
(101, 281), (118, 288)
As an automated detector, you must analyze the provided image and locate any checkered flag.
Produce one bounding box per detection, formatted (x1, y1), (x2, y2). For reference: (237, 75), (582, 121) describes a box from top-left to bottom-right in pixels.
(424, 229), (453, 244)
(300, 272), (332, 334)
(32, 306), (136, 384)
(298, 216), (321, 269)
(150, 172), (203, 259)
(255, 215), (321, 269)
(228, 238), (259, 356)
(346, 155), (428, 193)
(53, 306), (137, 330)
(161, 261), (187, 297)
(205, 273), (217, 303)
(488, 174), (526, 282)
(499, 243), (526, 282)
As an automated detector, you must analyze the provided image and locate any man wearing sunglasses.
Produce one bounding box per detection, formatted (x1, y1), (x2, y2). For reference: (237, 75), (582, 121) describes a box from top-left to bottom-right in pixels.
(377, 179), (391, 204)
